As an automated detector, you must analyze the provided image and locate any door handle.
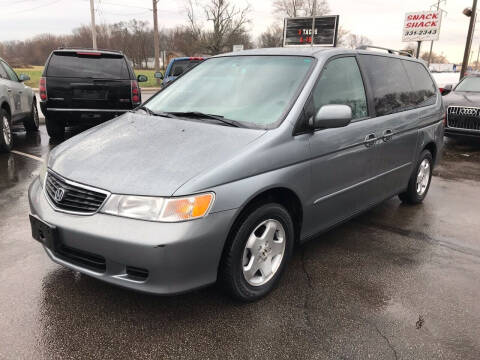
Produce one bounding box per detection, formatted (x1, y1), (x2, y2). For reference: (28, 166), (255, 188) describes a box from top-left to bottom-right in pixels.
(364, 133), (377, 148)
(382, 129), (393, 142)
(18, 91), (23, 94)
(7, 88), (12, 93)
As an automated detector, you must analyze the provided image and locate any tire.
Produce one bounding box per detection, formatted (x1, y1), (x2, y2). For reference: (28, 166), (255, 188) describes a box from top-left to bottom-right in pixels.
(399, 150), (433, 205)
(23, 100), (39, 132)
(219, 203), (294, 302)
(0, 108), (13, 153)
(45, 114), (65, 140)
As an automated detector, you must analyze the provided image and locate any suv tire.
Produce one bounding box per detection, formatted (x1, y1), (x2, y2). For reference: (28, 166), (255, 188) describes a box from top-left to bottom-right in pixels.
(399, 150), (433, 205)
(220, 203), (294, 302)
(0, 108), (13, 153)
(45, 114), (65, 140)
(23, 101), (40, 132)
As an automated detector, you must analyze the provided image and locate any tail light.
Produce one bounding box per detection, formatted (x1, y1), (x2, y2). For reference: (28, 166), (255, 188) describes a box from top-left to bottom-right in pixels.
(131, 80), (140, 105)
(39, 77), (47, 101)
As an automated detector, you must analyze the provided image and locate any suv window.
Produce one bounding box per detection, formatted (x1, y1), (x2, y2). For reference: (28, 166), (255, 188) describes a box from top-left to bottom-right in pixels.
(359, 55), (412, 116)
(46, 52), (130, 79)
(311, 57), (368, 120)
(1, 61), (19, 82)
(169, 59), (201, 77)
(402, 60), (436, 106)
(0, 63), (8, 79)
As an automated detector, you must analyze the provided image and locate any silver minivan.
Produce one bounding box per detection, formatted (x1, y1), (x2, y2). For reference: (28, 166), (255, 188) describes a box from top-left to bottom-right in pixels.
(29, 47), (444, 301)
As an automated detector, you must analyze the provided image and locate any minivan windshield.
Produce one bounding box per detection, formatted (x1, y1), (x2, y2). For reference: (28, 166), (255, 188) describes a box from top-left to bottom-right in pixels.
(47, 52), (130, 79)
(145, 56), (314, 128)
(454, 77), (480, 92)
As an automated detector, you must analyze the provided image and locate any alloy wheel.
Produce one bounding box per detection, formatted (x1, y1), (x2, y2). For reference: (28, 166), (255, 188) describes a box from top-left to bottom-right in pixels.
(416, 159), (430, 196)
(242, 219), (286, 287)
(2, 115), (11, 146)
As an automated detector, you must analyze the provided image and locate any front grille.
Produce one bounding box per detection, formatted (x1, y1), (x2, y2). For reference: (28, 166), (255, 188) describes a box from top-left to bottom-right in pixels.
(45, 171), (108, 214)
(54, 242), (106, 272)
(447, 106), (480, 132)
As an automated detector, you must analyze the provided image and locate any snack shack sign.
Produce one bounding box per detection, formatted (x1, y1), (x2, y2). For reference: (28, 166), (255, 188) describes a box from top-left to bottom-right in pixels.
(402, 11), (442, 42)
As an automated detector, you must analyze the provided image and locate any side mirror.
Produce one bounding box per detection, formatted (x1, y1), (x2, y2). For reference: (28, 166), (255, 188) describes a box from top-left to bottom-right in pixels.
(440, 84), (453, 96)
(311, 104), (352, 129)
(19, 74), (30, 82)
(154, 72), (164, 79)
(137, 74), (148, 82)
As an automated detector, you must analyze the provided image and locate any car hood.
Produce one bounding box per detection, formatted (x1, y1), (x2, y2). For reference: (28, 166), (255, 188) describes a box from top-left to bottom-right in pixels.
(48, 112), (266, 196)
(443, 91), (480, 107)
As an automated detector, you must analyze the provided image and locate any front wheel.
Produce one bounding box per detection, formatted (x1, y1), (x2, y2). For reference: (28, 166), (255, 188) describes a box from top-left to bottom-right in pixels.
(0, 108), (13, 152)
(399, 150), (433, 204)
(23, 101), (39, 132)
(220, 203), (294, 302)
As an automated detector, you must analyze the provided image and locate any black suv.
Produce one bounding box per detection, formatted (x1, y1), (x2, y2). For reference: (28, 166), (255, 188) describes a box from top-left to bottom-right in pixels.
(40, 48), (147, 139)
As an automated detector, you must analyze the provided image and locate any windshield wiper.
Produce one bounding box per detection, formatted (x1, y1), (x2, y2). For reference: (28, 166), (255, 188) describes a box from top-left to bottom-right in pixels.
(166, 111), (243, 128)
(136, 106), (178, 119)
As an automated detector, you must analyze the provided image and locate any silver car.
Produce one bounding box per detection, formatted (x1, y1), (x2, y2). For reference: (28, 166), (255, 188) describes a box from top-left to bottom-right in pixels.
(28, 47), (444, 301)
(0, 58), (39, 152)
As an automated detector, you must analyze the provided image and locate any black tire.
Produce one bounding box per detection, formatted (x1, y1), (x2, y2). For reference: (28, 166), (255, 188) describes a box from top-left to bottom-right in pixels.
(45, 114), (65, 140)
(399, 150), (433, 205)
(0, 108), (13, 153)
(23, 100), (40, 132)
(219, 203), (294, 302)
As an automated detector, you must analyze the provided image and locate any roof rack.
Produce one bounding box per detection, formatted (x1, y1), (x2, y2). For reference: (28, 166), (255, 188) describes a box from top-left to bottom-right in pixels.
(57, 47), (123, 54)
(356, 45), (413, 58)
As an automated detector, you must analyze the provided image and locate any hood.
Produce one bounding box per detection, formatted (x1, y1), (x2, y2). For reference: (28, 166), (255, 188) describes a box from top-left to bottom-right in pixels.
(443, 91), (480, 107)
(48, 112), (266, 196)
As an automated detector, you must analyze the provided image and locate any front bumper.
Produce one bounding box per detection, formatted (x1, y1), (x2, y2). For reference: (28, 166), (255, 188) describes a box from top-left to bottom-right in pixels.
(28, 177), (236, 294)
(444, 127), (480, 138)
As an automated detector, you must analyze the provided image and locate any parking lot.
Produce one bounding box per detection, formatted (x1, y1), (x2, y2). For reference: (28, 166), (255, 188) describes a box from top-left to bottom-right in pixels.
(1, 113), (479, 358)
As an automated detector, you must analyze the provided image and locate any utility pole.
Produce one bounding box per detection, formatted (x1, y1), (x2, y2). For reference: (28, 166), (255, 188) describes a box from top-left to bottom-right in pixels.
(427, 0), (443, 66)
(90, 0), (97, 49)
(461, 0), (478, 79)
(152, 0), (161, 85)
(310, 0), (316, 47)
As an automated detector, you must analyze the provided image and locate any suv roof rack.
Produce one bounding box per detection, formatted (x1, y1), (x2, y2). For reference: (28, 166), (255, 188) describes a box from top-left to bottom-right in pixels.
(356, 45), (413, 58)
(56, 47), (123, 54)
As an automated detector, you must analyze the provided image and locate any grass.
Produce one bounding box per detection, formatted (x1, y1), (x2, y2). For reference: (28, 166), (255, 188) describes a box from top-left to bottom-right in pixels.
(13, 66), (163, 88)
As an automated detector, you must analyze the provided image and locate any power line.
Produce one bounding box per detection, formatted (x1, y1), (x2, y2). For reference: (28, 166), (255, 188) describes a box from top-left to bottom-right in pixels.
(3, 0), (62, 15)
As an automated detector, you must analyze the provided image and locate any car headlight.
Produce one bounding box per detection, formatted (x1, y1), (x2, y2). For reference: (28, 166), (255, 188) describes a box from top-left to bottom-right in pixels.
(100, 192), (215, 222)
(39, 161), (47, 187)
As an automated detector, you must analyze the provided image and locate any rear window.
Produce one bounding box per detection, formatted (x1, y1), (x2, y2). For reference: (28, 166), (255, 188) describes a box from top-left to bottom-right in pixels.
(169, 59), (201, 77)
(46, 52), (130, 79)
(402, 60), (437, 106)
(359, 55), (413, 116)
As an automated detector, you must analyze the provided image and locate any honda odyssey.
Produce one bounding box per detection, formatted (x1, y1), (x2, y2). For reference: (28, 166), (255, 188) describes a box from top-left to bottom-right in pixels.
(29, 47), (444, 301)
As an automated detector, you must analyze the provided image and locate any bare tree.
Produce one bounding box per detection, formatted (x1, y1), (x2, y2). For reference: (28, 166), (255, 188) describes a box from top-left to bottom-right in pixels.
(273, 0), (329, 17)
(258, 24), (283, 48)
(343, 33), (372, 49)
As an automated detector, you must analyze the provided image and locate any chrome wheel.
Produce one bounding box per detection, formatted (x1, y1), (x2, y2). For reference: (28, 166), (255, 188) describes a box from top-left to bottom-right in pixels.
(2, 115), (11, 146)
(242, 219), (286, 287)
(416, 159), (430, 196)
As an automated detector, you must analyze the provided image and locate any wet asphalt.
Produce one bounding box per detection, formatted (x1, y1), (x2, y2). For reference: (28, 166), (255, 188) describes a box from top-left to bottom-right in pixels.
(1, 119), (480, 359)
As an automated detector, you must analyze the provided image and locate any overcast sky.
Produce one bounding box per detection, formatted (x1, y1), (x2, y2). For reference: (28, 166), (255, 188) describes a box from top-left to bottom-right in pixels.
(0, 0), (476, 63)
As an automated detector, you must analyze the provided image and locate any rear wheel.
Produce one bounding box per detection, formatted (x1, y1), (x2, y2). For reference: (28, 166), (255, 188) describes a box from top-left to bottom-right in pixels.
(220, 203), (294, 302)
(45, 114), (65, 140)
(0, 108), (13, 153)
(23, 100), (40, 132)
(399, 150), (433, 204)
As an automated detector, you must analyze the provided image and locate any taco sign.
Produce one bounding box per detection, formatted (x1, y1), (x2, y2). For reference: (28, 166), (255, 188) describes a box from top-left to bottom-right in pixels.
(402, 11), (442, 42)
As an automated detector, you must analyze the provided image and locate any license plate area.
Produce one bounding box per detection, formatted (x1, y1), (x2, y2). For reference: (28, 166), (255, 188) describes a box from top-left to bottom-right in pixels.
(73, 89), (107, 100)
(29, 214), (57, 248)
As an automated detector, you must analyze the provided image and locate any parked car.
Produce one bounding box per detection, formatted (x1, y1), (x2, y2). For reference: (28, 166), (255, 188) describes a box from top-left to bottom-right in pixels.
(0, 58), (39, 152)
(160, 57), (205, 86)
(39, 48), (148, 139)
(29, 47), (444, 301)
(442, 74), (480, 138)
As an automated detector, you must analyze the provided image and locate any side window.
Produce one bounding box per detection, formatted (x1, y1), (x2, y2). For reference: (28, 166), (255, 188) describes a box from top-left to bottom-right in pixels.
(1, 61), (19, 82)
(311, 57), (368, 120)
(0, 64), (8, 79)
(402, 60), (437, 107)
(358, 55), (413, 116)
